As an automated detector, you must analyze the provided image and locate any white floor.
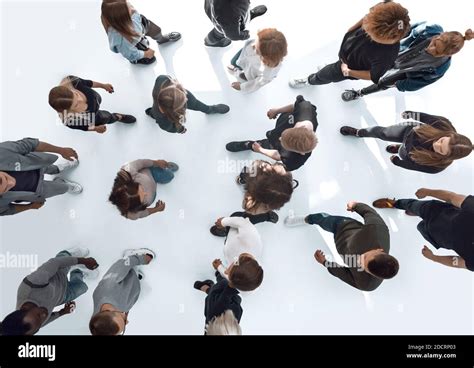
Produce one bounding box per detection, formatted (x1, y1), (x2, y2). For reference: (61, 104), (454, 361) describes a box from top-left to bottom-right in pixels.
(0, 0), (473, 335)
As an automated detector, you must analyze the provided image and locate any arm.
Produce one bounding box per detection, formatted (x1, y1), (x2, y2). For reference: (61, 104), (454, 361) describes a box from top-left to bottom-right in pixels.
(352, 203), (386, 226)
(0, 138), (39, 155)
(326, 263), (359, 289)
(221, 217), (252, 231)
(26, 257), (79, 286)
(257, 147), (282, 162)
(429, 255), (467, 269)
(416, 189), (467, 208)
(391, 156), (443, 174)
(347, 69), (372, 81)
(108, 29), (145, 62)
(122, 159), (155, 176)
(35, 141), (77, 159)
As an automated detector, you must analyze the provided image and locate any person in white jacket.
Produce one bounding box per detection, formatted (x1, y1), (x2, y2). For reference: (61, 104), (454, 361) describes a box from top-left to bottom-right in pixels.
(212, 216), (264, 292)
(228, 28), (287, 93)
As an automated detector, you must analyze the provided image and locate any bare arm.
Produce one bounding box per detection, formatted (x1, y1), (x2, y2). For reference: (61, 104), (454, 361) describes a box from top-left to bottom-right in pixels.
(258, 148), (282, 162)
(416, 189), (467, 208)
(348, 69), (372, 81)
(35, 142), (78, 160)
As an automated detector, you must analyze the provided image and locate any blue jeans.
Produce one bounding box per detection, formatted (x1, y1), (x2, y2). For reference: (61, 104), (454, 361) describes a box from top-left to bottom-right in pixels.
(149, 167), (175, 184)
(306, 213), (353, 236)
(231, 49), (243, 70)
(56, 251), (88, 304)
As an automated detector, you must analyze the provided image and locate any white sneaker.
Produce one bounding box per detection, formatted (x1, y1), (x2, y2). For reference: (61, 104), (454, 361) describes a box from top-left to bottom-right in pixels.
(65, 247), (90, 258)
(123, 248), (156, 261)
(70, 266), (100, 280)
(284, 215), (308, 227)
(54, 177), (83, 194)
(56, 158), (79, 173)
(289, 77), (310, 89)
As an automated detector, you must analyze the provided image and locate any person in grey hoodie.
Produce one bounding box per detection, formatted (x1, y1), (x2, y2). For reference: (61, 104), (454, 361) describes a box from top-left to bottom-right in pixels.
(89, 248), (155, 335)
(285, 201), (399, 292)
(0, 247), (99, 335)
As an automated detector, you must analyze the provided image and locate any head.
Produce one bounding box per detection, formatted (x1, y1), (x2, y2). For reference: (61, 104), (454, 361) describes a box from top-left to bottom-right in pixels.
(205, 310), (242, 336)
(245, 164), (294, 212)
(156, 80), (188, 128)
(280, 125), (318, 155)
(1, 305), (48, 336)
(89, 311), (127, 336)
(363, 250), (399, 280)
(0, 172), (17, 194)
(227, 254), (264, 292)
(362, 2), (410, 44)
(109, 170), (147, 217)
(256, 28), (288, 68)
(101, 1), (137, 40)
(427, 29), (474, 57)
(411, 122), (473, 168)
(48, 77), (86, 115)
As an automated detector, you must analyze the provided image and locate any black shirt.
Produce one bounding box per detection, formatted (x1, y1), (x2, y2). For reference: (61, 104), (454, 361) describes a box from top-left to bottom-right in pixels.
(423, 196), (474, 271)
(66, 76), (102, 131)
(339, 27), (400, 83)
(6, 170), (40, 192)
(205, 273), (243, 324)
(266, 95), (318, 172)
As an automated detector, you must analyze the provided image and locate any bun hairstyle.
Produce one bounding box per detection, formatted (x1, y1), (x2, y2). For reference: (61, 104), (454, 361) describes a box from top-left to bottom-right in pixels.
(437, 29), (473, 56)
(109, 170), (147, 217)
(156, 79), (188, 130)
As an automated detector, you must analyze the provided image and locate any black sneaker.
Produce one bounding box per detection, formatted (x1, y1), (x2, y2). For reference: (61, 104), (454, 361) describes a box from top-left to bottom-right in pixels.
(208, 104), (230, 114)
(210, 226), (228, 237)
(193, 280), (215, 291)
(157, 32), (182, 45)
(341, 89), (361, 102)
(204, 37), (232, 48)
(267, 211), (279, 224)
(250, 5), (268, 19)
(134, 56), (157, 65)
(145, 108), (153, 117)
(386, 144), (401, 154)
(226, 141), (253, 152)
(115, 114), (137, 124)
(340, 126), (359, 137)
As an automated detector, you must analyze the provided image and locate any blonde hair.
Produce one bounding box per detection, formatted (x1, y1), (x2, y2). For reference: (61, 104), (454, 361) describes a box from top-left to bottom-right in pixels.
(436, 29), (474, 56)
(257, 28), (288, 68)
(281, 127), (318, 154)
(205, 310), (242, 336)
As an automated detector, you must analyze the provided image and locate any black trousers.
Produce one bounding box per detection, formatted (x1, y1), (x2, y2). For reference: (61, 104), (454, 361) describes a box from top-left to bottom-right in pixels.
(357, 124), (412, 143)
(91, 90), (118, 126)
(359, 73), (408, 96)
(308, 61), (350, 85)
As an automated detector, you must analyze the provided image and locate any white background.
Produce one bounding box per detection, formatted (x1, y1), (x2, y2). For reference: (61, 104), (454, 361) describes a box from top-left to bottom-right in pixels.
(0, 0), (473, 335)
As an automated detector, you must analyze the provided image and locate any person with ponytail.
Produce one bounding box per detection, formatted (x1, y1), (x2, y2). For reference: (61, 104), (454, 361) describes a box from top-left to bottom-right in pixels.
(101, 0), (181, 65)
(340, 111), (473, 174)
(342, 24), (474, 101)
(109, 159), (179, 220)
(145, 75), (230, 134)
(49, 76), (136, 133)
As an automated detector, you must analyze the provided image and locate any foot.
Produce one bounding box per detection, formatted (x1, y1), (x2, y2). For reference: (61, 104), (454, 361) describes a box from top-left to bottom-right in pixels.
(284, 215), (308, 227)
(114, 114), (137, 124)
(208, 104), (230, 114)
(340, 126), (359, 137)
(166, 162), (179, 172)
(145, 108), (153, 117)
(341, 89), (361, 102)
(157, 32), (182, 45)
(54, 177), (83, 194)
(226, 141), (253, 152)
(193, 280), (215, 291)
(123, 248), (156, 261)
(204, 37), (232, 48)
(210, 226), (228, 237)
(65, 247), (89, 258)
(134, 56), (157, 65)
(386, 144), (401, 154)
(289, 77), (310, 89)
(373, 198), (397, 209)
(250, 5), (268, 19)
(267, 211), (279, 224)
(56, 158), (79, 173)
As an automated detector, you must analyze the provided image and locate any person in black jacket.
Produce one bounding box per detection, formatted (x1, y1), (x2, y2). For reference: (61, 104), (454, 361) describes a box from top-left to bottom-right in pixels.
(204, 0), (267, 47)
(226, 96), (318, 172)
(194, 260), (243, 335)
(340, 111), (473, 174)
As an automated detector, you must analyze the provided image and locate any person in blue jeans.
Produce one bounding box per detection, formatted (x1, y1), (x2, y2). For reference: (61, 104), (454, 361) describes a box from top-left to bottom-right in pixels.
(0, 247), (99, 335)
(109, 159), (179, 220)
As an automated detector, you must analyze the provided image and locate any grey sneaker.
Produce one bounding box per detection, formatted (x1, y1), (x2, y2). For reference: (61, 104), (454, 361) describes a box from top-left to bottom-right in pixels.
(123, 248), (156, 261)
(54, 178), (83, 194)
(56, 158), (79, 173)
(289, 77), (310, 89)
(65, 247), (89, 258)
(284, 215), (308, 227)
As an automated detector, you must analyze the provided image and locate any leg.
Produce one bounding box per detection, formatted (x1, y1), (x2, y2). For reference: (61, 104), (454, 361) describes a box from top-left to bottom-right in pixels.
(394, 199), (436, 218)
(186, 90), (212, 114)
(143, 15), (180, 44)
(149, 167), (175, 184)
(360, 73), (408, 97)
(205, 28), (231, 47)
(95, 110), (118, 125)
(357, 124), (411, 143)
(230, 49), (244, 70)
(63, 270), (88, 304)
(306, 213), (353, 235)
(42, 180), (69, 199)
(308, 61), (346, 85)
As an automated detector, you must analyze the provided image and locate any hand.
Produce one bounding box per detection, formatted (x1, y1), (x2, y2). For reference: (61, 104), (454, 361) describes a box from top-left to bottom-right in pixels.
(416, 188), (432, 199)
(314, 250), (327, 265)
(390, 155), (398, 163)
(232, 82), (241, 91)
(144, 254), (153, 265)
(144, 49), (155, 59)
(422, 245), (434, 260)
(154, 200), (166, 212)
(30, 202), (45, 210)
(154, 160), (169, 169)
(59, 301), (76, 316)
(212, 259), (223, 270)
(59, 147), (79, 161)
(179, 127), (187, 134)
(340, 62), (351, 77)
(346, 201), (358, 212)
(267, 109), (279, 119)
(252, 142), (262, 153)
(215, 217), (224, 228)
(102, 84), (114, 93)
(95, 125), (107, 134)
(79, 257), (99, 270)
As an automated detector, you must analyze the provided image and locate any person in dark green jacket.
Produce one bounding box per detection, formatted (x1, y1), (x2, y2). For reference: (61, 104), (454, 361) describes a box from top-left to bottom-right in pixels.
(145, 75), (230, 134)
(285, 202), (399, 292)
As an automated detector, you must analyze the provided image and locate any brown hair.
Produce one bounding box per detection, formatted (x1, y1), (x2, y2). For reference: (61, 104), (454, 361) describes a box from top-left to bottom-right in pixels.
(89, 312), (121, 336)
(156, 79), (188, 130)
(281, 128), (318, 154)
(229, 255), (264, 292)
(363, 2), (410, 43)
(101, 1), (138, 41)
(411, 121), (473, 168)
(109, 170), (147, 217)
(435, 29), (474, 56)
(367, 254), (399, 280)
(257, 28), (288, 68)
(48, 76), (78, 114)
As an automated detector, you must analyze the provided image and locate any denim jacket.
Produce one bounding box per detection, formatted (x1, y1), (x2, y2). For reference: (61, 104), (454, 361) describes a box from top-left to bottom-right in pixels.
(107, 11), (145, 62)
